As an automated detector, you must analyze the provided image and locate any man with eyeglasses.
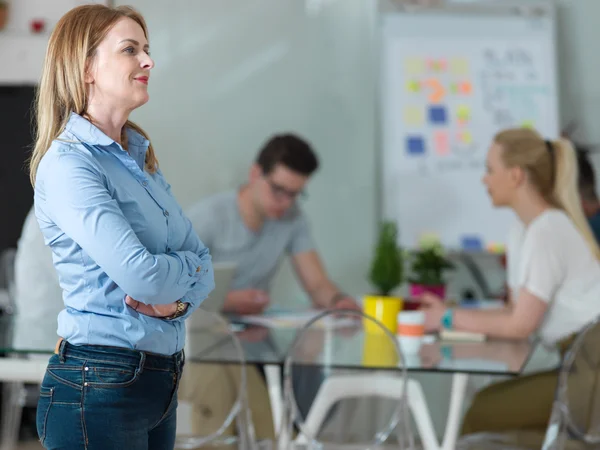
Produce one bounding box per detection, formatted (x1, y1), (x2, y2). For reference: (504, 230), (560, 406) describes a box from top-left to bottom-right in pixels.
(186, 133), (358, 315)
(179, 133), (359, 441)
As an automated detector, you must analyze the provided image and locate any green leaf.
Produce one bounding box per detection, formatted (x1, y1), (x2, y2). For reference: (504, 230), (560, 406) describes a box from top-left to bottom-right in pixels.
(368, 221), (404, 296)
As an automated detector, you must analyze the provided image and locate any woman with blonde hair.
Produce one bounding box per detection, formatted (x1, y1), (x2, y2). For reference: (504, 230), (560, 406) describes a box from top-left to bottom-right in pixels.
(421, 127), (600, 434)
(31, 4), (214, 449)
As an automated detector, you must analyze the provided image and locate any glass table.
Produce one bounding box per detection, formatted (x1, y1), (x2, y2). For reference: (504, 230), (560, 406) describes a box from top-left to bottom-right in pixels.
(0, 315), (558, 450)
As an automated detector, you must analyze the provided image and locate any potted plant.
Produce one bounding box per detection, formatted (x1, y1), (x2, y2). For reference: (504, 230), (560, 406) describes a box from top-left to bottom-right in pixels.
(363, 221), (404, 333)
(0, 1), (8, 31)
(408, 234), (454, 300)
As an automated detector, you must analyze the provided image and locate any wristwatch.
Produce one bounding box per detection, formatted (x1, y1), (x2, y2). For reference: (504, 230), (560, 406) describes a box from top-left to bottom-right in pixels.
(166, 300), (189, 320)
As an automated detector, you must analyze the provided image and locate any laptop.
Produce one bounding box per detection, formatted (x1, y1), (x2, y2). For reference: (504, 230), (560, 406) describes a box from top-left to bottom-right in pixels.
(187, 261), (237, 331)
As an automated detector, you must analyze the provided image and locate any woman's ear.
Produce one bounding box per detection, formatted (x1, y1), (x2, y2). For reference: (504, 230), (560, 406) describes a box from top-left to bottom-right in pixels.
(509, 165), (526, 187)
(84, 59), (95, 84)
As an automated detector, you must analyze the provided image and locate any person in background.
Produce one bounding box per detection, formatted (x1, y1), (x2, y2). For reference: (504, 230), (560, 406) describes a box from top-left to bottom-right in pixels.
(179, 134), (360, 441)
(30, 5), (214, 449)
(12, 208), (62, 349)
(575, 146), (600, 243)
(187, 133), (358, 315)
(419, 128), (600, 438)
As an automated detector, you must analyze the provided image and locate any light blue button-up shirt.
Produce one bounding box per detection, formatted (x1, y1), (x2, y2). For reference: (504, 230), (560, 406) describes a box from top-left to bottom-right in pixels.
(34, 113), (214, 355)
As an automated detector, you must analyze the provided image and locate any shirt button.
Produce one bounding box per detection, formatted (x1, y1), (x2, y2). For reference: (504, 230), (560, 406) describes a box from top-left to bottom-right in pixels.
(163, 210), (169, 217)
(142, 180), (148, 187)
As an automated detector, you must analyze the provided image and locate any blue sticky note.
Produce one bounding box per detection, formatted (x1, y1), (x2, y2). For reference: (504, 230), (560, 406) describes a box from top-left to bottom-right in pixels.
(406, 136), (425, 155)
(461, 236), (483, 251)
(428, 105), (448, 124)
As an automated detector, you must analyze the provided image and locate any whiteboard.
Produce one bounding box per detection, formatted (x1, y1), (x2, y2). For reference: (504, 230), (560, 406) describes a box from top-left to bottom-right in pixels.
(380, 3), (559, 250)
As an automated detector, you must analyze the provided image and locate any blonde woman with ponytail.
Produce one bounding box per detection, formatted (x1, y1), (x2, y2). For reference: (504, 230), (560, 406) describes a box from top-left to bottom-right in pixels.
(419, 127), (600, 437)
(31, 5), (214, 449)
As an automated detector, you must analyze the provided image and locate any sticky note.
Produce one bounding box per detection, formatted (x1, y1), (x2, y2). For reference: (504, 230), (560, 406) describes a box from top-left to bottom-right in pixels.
(450, 58), (469, 75)
(434, 131), (450, 156)
(406, 80), (420, 93)
(404, 106), (424, 126)
(405, 58), (425, 75)
(458, 130), (473, 144)
(457, 105), (470, 122)
(450, 83), (459, 94)
(419, 232), (441, 248)
(487, 243), (506, 254)
(428, 106), (448, 125)
(406, 136), (426, 155)
(459, 81), (473, 95)
(423, 78), (445, 103)
(521, 120), (535, 129)
(461, 236), (483, 251)
(429, 59), (446, 72)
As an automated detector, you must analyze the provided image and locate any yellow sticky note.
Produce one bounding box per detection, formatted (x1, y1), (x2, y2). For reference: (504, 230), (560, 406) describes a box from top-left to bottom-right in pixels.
(487, 243), (506, 254)
(404, 106), (424, 126)
(457, 105), (470, 122)
(405, 58), (425, 75)
(459, 130), (473, 144)
(450, 58), (469, 75)
(406, 80), (421, 93)
(419, 232), (441, 249)
(521, 120), (535, 129)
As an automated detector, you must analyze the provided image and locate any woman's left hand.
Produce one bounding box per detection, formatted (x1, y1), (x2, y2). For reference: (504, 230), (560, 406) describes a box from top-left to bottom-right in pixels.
(419, 293), (448, 332)
(125, 295), (178, 318)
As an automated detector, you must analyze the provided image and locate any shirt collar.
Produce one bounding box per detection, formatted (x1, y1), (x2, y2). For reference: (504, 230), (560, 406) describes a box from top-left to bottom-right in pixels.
(62, 112), (150, 159)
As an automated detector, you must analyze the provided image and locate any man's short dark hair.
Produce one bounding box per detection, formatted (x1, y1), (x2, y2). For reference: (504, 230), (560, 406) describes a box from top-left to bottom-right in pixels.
(576, 144), (598, 202)
(256, 134), (319, 176)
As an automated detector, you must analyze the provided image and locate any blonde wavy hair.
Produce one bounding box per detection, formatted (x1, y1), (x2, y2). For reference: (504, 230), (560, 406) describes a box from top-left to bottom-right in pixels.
(29, 4), (158, 186)
(495, 127), (600, 260)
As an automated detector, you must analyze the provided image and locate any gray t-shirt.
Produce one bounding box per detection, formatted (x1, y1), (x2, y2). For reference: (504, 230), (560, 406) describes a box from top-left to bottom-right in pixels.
(186, 190), (315, 292)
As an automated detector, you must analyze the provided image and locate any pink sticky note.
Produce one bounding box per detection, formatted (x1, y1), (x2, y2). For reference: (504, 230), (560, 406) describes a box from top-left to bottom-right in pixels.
(434, 131), (450, 156)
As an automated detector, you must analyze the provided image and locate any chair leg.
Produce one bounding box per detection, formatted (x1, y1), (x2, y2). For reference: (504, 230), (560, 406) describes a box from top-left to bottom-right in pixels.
(0, 381), (26, 450)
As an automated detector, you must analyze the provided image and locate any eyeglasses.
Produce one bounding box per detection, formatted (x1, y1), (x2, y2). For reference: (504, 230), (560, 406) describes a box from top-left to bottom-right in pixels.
(265, 179), (307, 201)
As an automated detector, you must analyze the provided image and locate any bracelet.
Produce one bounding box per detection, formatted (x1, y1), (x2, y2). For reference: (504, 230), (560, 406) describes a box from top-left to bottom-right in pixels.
(441, 344), (453, 360)
(441, 308), (454, 330)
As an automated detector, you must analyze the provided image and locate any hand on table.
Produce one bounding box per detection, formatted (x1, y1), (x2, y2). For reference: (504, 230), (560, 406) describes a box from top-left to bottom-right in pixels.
(222, 289), (270, 315)
(419, 292), (448, 333)
(332, 295), (361, 311)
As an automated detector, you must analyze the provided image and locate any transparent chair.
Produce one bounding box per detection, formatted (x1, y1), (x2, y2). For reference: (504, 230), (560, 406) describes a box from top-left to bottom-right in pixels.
(0, 247), (34, 450)
(176, 307), (258, 450)
(541, 316), (600, 449)
(276, 309), (415, 449)
(458, 316), (600, 450)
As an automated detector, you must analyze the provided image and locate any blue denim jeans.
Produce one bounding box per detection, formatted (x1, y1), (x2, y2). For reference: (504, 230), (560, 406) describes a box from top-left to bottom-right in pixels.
(36, 340), (184, 450)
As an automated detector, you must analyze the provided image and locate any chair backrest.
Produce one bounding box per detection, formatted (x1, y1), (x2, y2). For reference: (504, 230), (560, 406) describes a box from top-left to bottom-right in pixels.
(542, 316), (600, 449)
(0, 248), (17, 313)
(280, 309), (412, 449)
(176, 308), (256, 449)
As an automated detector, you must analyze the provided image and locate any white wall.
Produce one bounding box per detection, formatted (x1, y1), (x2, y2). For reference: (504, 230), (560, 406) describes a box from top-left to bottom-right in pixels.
(120, 0), (379, 307)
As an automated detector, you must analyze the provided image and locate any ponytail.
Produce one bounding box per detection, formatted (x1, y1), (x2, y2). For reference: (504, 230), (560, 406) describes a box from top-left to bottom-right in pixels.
(551, 138), (600, 260)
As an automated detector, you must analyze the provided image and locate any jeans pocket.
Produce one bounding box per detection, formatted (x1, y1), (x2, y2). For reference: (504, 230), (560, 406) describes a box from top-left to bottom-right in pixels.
(36, 385), (53, 445)
(47, 359), (141, 389)
(84, 360), (142, 388)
